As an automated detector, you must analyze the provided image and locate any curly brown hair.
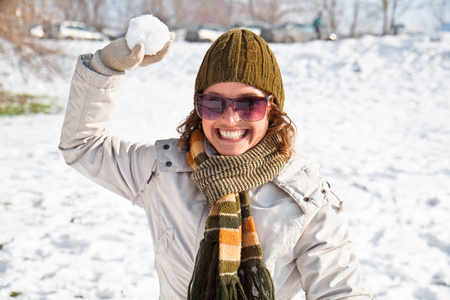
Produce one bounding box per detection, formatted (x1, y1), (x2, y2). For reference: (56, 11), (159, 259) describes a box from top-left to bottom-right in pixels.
(176, 103), (296, 161)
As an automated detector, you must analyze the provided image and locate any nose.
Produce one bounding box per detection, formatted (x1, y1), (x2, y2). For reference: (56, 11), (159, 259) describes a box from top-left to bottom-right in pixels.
(221, 106), (240, 124)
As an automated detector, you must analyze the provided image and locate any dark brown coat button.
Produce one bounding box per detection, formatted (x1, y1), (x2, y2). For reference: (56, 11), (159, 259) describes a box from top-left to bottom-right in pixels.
(165, 161), (172, 167)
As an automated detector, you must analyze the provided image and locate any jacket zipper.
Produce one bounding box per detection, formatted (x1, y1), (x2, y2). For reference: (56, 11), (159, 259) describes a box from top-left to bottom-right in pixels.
(147, 160), (158, 184)
(147, 171), (155, 184)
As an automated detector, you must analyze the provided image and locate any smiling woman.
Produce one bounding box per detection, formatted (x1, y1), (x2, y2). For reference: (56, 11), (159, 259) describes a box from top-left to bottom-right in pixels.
(59, 24), (372, 299)
(199, 83), (272, 156)
(186, 82), (273, 156)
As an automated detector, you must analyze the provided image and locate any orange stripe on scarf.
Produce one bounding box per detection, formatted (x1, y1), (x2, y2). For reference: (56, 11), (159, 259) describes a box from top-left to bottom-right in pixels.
(219, 228), (242, 246)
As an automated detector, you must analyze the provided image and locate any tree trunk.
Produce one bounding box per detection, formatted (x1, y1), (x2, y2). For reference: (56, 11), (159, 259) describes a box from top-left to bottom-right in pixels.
(382, 0), (389, 35)
(328, 0), (338, 34)
(349, 0), (359, 37)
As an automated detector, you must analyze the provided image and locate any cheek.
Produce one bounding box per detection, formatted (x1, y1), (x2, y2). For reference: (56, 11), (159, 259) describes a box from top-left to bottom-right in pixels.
(201, 120), (215, 138)
(251, 119), (269, 141)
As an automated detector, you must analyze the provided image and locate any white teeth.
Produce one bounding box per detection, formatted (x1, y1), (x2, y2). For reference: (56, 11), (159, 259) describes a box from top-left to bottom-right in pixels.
(219, 129), (246, 139)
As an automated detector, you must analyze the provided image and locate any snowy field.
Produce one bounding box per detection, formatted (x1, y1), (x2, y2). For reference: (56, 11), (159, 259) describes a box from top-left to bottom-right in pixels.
(1, 32), (449, 299)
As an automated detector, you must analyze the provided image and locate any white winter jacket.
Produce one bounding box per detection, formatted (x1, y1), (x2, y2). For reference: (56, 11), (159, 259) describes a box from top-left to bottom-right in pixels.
(59, 54), (372, 300)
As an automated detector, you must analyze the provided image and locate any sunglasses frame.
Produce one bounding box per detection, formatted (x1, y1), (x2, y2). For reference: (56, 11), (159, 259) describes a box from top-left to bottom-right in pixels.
(194, 93), (272, 122)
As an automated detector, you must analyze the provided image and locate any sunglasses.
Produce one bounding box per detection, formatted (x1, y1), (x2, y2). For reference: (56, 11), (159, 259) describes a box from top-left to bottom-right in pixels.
(194, 93), (272, 122)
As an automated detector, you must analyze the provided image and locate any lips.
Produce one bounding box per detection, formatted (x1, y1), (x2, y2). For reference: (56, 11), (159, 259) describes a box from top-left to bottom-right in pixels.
(218, 129), (247, 139)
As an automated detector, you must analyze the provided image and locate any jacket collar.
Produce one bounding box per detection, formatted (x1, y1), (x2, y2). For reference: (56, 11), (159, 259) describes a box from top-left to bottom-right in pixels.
(155, 139), (192, 173)
(155, 139), (329, 214)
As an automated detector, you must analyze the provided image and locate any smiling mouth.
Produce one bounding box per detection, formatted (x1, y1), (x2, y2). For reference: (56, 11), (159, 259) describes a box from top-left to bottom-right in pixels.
(219, 129), (248, 140)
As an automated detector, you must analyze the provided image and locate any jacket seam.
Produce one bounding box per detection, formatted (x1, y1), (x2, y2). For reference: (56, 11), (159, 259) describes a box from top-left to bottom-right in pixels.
(75, 74), (94, 143)
(267, 204), (314, 267)
(152, 173), (164, 239)
(72, 65), (134, 201)
(267, 226), (303, 268)
(273, 183), (307, 214)
(78, 158), (135, 200)
(197, 202), (211, 246)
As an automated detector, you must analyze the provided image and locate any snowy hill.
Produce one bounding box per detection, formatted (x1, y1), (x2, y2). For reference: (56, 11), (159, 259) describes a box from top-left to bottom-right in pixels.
(1, 33), (449, 299)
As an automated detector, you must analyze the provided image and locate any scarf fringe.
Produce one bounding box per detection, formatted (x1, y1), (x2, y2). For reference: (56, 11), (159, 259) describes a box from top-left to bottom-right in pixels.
(188, 238), (248, 300)
(239, 259), (275, 299)
(188, 239), (219, 299)
(217, 278), (247, 300)
(188, 239), (275, 299)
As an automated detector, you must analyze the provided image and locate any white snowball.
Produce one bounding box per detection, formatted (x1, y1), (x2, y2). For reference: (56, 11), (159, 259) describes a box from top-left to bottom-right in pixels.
(125, 15), (170, 55)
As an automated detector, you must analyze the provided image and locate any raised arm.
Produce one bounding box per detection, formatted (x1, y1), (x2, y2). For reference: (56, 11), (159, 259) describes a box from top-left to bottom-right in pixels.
(58, 35), (174, 204)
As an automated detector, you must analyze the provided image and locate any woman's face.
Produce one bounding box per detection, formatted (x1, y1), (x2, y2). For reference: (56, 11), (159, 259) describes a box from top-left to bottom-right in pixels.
(201, 82), (271, 156)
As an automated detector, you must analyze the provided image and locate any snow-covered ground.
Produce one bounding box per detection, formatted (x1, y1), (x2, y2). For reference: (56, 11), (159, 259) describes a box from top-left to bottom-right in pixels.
(1, 33), (449, 299)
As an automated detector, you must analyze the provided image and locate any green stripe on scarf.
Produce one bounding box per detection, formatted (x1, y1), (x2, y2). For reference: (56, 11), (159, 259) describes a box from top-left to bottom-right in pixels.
(219, 260), (242, 274)
(187, 130), (285, 299)
(207, 215), (241, 230)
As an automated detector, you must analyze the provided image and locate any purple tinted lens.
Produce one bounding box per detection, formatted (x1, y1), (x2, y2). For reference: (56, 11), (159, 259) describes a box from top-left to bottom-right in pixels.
(233, 98), (267, 121)
(196, 94), (267, 121)
(197, 97), (223, 119)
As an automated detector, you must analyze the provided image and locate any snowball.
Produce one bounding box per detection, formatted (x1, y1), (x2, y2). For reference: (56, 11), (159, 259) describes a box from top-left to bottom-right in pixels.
(125, 15), (170, 55)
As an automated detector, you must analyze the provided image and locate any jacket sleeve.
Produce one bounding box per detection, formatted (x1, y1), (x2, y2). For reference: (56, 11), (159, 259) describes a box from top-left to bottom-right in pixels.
(295, 202), (372, 300)
(58, 54), (157, 205)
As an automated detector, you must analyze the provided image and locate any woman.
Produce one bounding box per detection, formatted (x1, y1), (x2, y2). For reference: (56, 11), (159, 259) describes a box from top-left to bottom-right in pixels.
(59, 29), (372, 299)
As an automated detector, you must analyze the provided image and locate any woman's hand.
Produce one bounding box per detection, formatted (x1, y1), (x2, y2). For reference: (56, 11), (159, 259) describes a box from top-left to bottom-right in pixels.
(99, 32), (175, 72)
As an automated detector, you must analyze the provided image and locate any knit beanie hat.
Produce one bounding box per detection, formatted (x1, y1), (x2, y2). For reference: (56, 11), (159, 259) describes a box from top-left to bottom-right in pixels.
(195, 28), (285, 109)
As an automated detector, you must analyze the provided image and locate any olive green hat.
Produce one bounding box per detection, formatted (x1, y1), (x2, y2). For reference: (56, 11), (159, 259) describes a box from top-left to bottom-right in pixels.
(194, 28), (285, 109)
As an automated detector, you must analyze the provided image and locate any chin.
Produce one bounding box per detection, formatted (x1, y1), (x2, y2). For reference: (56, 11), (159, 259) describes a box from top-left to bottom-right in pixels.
(215, 145), (246, 156)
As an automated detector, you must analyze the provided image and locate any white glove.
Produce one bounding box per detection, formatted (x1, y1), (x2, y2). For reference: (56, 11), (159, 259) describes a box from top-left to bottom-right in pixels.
(99, 32), (175, 72)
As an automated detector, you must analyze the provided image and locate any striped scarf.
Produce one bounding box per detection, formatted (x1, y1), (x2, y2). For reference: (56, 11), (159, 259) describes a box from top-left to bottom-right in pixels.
(187, 130), (285, 299)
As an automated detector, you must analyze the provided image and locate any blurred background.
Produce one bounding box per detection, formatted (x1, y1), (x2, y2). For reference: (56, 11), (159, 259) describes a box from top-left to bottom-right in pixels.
(2, 0), (450, 43)
(1, 0), (449, 87)
(1, 1), (450, 299)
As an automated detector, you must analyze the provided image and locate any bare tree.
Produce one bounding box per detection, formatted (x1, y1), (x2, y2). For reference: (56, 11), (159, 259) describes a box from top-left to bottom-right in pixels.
(115, 0), (193, 29)
(89, 0), (107, 30)
(45, 0), (107, 30)
(322, 0), (339, 34)
(381, 0), (389, 34)
(349, 0), (359, 37)
(170, 0), (194, 27)
(139, 0), (163, 20)
(0, 0), (61, 78)
(379, 0), (421, 35)
(184, 0), (234, 26)
(247, 0), (303, 24)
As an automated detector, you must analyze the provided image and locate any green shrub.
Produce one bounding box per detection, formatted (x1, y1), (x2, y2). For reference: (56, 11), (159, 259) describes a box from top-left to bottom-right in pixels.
(10, 291), (23, 297)
(0, 90), (61, 116)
